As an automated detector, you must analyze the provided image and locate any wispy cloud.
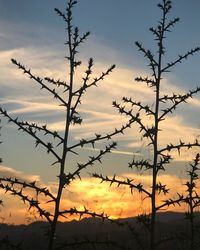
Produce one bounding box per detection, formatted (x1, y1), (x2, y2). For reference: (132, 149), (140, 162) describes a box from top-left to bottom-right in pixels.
(82, 146), (140, 157)
(0, 98), (61, 114)
(1, 44), (200, 163)
(0, 165), (40, 181)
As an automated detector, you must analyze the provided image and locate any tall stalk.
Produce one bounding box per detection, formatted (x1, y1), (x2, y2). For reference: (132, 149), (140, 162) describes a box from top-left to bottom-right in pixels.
(93, 1), (200, 249)
(184, 153), (200, 250)
(0, 1), (133, 249)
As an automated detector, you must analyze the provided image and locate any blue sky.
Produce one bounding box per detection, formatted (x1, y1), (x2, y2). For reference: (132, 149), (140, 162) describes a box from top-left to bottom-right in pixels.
(0, 0), (200, 183)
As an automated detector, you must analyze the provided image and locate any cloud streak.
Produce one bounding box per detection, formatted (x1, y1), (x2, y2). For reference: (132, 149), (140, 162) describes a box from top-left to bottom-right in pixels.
(0, 165), (40, 182)
(1, 44), (200, 163)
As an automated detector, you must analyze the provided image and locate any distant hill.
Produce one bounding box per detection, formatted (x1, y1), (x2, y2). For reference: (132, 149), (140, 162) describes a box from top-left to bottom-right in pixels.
(0, 212), (200, 250)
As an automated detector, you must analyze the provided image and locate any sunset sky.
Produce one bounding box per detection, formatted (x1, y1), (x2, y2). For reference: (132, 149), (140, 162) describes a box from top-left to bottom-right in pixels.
(0, 0), (200, 224)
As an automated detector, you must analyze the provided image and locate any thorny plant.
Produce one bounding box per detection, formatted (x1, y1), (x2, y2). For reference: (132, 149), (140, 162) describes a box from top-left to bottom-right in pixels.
(0, 1), (134, 249)
(93, 0), (200, 249)
(183, 153), (200, 250)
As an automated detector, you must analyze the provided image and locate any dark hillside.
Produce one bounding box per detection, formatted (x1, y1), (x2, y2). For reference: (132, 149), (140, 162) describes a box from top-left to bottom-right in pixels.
(0, 212), (200, 250)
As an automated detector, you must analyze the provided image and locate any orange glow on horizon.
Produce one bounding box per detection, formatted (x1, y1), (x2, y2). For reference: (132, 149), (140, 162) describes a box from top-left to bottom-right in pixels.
(0, 173), (195, 225)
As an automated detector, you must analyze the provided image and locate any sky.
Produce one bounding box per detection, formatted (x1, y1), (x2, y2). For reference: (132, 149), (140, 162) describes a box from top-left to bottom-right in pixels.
(0, 0), (200, 224)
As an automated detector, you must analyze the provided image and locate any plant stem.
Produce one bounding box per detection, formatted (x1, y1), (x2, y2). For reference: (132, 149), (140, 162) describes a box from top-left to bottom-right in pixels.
(150, 3), (166, 249)
(48, 8), (75, 250)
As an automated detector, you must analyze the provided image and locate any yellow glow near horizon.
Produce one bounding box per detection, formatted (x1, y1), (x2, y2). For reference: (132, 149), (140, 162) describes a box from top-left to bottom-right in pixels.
(0, 173), (194, 225)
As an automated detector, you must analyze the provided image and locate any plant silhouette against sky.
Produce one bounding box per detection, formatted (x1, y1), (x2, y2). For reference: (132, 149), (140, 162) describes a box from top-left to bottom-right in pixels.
(0, 0), (134, 249)
(0, 0), (200, 250)
(93, 0), (200, 249)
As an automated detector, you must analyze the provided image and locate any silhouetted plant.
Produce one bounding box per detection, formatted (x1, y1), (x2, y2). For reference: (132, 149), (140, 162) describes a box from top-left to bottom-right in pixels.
(0, 1), (134, 249)
(93, 0), (200, 249)
(182, 153), (200, 250)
